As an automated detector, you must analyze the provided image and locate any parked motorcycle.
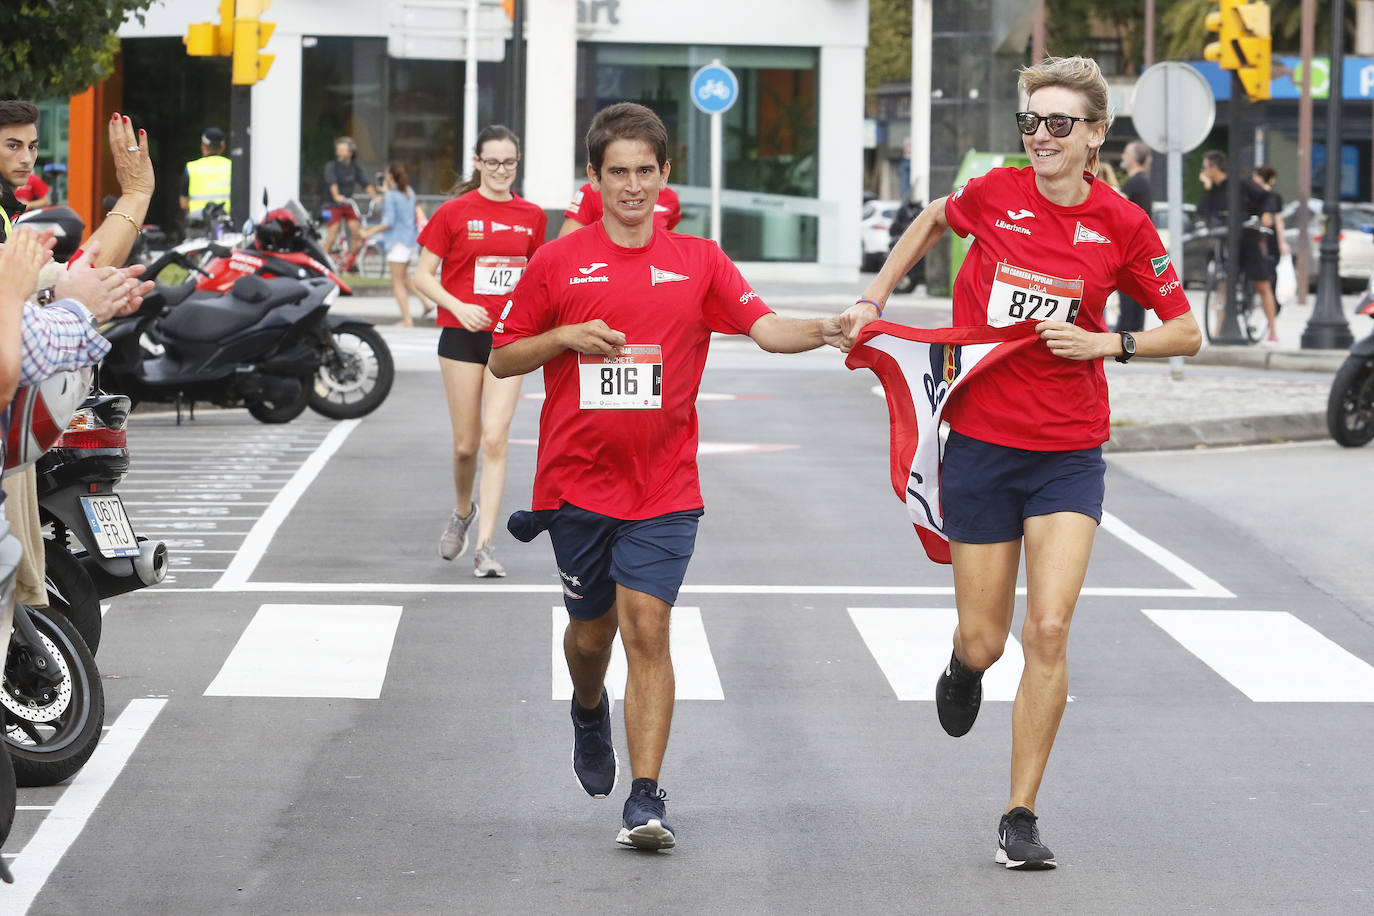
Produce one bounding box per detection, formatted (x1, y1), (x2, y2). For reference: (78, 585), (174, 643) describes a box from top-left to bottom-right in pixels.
(99, 273), (393, 423)
(0, 524), (22, 883)
(1326, 280), (1374, 447)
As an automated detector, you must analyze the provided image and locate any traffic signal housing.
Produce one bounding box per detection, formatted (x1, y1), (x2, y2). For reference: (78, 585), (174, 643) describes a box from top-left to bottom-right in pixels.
(184, 0), (236, 57)
(1203, 0), (1271, 101)
(231, 0), (276, 86)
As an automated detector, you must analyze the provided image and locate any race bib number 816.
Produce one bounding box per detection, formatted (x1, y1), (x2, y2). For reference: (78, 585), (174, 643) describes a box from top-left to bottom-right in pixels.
(986, 262), (1083, 328)
(579, 345), (663, 409)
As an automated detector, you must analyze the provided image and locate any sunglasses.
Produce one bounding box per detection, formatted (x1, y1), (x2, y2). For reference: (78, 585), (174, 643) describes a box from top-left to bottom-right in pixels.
(1015, 112), (1095, 138)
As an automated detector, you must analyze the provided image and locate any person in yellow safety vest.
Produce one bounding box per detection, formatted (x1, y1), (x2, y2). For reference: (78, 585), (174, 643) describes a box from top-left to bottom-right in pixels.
(179, 126), (231, 225)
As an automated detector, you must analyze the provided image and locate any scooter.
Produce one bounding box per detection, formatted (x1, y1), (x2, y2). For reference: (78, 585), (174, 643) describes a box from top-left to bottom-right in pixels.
(99, 273), (393, 423)
(1326, 276), (1374, 447)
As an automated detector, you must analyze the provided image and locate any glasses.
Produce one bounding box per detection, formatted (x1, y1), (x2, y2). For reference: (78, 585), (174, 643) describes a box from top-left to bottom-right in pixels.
(1015, 112), (1095, 138)
(479, 157), (520, 172)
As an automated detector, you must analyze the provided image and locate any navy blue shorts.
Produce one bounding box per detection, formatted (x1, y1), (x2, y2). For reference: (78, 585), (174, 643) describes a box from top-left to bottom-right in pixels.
(940, 429), (1105, 544)
(509, 503), (703, 621)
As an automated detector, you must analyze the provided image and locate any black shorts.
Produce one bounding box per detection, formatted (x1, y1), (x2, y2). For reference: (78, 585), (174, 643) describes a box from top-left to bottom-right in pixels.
(1239, 230), (1276, 284)
(438, 326), (493, 364)
(941, 430), (1105, 543)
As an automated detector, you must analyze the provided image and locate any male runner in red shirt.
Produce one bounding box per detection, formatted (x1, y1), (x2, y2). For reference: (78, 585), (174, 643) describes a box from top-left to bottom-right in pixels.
(491, 102), (845, 851)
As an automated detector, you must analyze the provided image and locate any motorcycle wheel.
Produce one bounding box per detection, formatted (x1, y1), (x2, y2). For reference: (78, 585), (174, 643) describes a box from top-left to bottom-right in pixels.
(3, 605), (104, 787)
(893, 271), (916, 294)
(44, 538), (102, 655)
(247, 378), (311, 424)
(308, 323), (395, 419)
(1326, 354), (1374, 447)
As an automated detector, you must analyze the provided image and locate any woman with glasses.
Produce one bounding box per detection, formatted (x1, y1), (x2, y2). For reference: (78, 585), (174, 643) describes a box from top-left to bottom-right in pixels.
(415, 125), (547, 578)
(842, 57), (1200, 870)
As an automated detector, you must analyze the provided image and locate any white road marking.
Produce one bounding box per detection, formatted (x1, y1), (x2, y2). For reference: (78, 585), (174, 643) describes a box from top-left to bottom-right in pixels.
(550, 606), (724, 701)
(849, 607), (1033, 701)
(215, 419), (360, 589)
(3, 698), (167, 908)
(1143, 609), (1374, 702)
(1100, 511), (1234, 598)
(204, 604), (401, 698)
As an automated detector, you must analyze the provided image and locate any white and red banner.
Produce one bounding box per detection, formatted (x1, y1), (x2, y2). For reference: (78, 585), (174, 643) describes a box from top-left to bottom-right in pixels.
(845, 321), (1039, 564)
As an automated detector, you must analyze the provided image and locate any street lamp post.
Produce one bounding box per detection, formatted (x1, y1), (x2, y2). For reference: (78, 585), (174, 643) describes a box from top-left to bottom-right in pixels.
(1303, 0), (1354, 350)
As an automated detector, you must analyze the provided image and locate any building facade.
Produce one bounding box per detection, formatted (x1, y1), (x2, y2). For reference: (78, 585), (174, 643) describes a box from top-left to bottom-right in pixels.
(118, 0), (869, 279)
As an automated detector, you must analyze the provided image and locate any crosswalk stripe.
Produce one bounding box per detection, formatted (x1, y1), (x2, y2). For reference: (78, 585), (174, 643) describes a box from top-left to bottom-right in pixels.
(205, 604), (402, 698)
(848, 607), (1026, 702)
(550, 606), (724, 701)
(1142, 609), (1374, 702)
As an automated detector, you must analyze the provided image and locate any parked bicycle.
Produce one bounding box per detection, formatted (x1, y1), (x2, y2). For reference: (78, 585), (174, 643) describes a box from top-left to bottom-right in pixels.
(1199, 219), (1272, 344)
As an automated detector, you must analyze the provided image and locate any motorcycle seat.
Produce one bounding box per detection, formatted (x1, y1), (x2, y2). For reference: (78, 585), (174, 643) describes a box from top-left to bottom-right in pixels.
(158, 275), (309, 342)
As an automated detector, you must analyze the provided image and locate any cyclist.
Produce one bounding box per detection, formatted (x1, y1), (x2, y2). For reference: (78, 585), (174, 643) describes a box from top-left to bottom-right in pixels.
(1198, 150), (1279, 344)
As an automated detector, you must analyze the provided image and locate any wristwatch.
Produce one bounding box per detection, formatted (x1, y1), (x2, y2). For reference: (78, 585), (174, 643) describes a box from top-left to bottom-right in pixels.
(35, 286), (56, 306)
(1115, 330), (1136, 363)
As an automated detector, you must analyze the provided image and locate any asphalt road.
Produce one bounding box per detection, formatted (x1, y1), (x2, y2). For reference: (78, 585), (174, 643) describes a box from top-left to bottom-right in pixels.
(4, 327), (1371, 914)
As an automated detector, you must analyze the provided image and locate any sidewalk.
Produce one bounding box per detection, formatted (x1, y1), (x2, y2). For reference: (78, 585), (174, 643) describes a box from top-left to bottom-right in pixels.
(342, 278), (1364, 452)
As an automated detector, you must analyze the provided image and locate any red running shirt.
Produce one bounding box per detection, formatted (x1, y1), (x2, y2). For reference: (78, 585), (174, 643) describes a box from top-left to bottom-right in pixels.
(942, 166), (1191, 450)
(493, 223), (772, 519)
(565, 183), (682, 232)
(417, 190), (547, 328)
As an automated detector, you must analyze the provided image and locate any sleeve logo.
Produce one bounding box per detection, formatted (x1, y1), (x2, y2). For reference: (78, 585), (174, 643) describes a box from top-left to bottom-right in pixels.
(1150, 254), (1171, 277)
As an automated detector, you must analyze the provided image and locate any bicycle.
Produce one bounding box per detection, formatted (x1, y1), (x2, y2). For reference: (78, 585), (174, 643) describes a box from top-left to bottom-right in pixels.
(322, 197), (386, 277)
(1199, 220), (1272, 344)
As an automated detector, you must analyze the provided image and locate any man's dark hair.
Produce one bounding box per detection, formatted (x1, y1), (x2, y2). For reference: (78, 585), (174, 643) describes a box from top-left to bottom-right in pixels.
(0, 100), (39, 131)
(586, 102), (669, 177)
(1202, 150), (1227, 172)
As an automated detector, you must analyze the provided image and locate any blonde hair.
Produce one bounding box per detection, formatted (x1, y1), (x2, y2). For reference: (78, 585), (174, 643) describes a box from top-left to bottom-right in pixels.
(1018, 56), (1113, 169)
(1093, 160), (1119, 187)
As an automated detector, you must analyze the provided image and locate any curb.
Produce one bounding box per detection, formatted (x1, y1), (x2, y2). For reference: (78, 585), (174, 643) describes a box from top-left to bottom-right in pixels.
(1105, 412), (1329, 453)
(1189, 346), (1347, 373)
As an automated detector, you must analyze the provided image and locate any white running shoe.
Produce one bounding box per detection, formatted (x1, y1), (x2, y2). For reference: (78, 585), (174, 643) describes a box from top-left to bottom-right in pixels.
(473, 545), (506, 578)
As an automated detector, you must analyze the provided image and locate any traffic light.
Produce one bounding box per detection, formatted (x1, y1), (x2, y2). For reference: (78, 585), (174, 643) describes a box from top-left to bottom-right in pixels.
(1204, 1), (1271, 101)
(184, 0), (236, 57)
(231, 0), (277, 86)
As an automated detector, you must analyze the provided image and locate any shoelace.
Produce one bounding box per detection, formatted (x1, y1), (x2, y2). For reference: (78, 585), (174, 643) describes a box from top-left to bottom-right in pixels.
(1004, 811), (1041, 845)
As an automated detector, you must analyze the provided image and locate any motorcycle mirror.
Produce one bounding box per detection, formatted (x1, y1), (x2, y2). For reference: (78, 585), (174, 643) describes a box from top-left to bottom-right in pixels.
(262, 187), (269, 207)
(242, 219), (255, 236)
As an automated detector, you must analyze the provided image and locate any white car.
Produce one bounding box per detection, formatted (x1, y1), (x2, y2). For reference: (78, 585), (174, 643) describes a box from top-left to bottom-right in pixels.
(861, 199), (899, 271)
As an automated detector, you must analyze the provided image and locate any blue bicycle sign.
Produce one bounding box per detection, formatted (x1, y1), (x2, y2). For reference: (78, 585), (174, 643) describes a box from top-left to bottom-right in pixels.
(691, 63), (739, 115)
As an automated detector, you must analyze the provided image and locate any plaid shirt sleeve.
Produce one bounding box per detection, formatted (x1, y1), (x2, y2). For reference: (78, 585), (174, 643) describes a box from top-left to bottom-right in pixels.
(19, 300), (111, 386)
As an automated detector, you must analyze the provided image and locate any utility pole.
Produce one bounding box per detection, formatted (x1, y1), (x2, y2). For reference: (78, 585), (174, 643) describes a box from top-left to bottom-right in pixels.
(1296, 0), (1315, 304)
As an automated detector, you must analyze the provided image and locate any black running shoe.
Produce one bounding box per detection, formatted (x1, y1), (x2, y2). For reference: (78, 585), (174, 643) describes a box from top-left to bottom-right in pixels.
(570, 687), (618, 798)
(935, 648), (983, 737)
(996, 807), (1057, 869)
(617, 781), (675, 850)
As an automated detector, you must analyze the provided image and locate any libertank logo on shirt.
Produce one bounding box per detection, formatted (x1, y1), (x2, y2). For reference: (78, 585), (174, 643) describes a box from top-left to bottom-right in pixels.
(569, 263), (611, 285)
(994, 218), (1031, 236)
(651, 266), (689, 285)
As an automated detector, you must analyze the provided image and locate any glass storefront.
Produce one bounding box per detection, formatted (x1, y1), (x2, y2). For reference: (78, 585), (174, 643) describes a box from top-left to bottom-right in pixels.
(577, 43), (820, 261)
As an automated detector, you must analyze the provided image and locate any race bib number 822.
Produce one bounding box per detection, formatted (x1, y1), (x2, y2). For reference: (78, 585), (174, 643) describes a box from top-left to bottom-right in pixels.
(986, 262), (1083, 328)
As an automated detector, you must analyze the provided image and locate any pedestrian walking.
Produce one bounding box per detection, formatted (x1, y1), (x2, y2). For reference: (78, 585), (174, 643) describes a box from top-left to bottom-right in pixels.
(490, 102), (846, 850)
(413, 125), (546, 578)
(841, 56), (1201, 869)
(359, 162), (435, 327)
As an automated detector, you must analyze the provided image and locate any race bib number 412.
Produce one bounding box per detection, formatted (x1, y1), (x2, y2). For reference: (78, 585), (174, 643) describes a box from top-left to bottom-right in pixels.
(986, 262), (1083, 328)
(578, 345), (663, 409)
(473, 255), (527, 295)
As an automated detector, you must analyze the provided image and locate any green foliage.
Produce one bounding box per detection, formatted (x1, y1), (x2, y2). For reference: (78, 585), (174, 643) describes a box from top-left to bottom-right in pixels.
(1160, 0), (1357, 61)
(867, 0), (912, 94)
(0, 0), (155, 100)
(1047, 0), (1146, 68)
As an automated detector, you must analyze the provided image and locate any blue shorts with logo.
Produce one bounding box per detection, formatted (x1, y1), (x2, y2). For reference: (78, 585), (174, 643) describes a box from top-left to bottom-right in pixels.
(508, 503), (703, 620)
(940, 429), (1106, 544)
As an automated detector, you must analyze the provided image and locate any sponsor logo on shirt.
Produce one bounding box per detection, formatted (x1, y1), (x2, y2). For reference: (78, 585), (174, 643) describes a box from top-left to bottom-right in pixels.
(569, 275), (611, 285)
(654, 203), (670, 213)
(492, 221), (510, 232)
(499, 300), (514, 320)
(994, 218), (1031, 236)
(739, 290), (759, 305)
(1073, 222), (1111, 245)
(1151, 254), (1171, 277)
(578, 262), (609, 275)
(1158, 279), (1181, 296)
(651, 266), (690, 285)
(569, 189), (584, 209)
(1005, 209), (1035, 220)
(467, 218), (484, 239)
(954, 184), (966, 199)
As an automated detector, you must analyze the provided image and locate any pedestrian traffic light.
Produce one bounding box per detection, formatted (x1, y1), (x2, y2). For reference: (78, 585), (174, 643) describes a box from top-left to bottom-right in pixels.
(231, 0), (277, 86)
(1203, 1), (1270, 101)
(184, 0), (236, 57)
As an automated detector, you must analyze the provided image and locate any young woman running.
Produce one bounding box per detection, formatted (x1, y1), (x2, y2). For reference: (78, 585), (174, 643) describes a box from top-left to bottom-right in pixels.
(414, 126), (546, 577)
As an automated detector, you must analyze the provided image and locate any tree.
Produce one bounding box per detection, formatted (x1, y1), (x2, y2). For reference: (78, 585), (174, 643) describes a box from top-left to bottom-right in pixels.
(0, 0), (157, 100)
(1159, 0), (1358, 60)
(867, 0), (912, 95)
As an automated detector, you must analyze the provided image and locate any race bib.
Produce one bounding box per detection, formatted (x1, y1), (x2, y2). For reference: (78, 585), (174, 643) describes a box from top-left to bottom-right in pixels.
(473, 255), (526, 295)
(579, 345), (663, 409)
(986, 262), (1083, 328)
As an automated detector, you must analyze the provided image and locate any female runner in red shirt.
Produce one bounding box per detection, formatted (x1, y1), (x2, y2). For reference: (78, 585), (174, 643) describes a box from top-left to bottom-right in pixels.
(415, 125), (547, 577)
(843, 56), (1201, 870)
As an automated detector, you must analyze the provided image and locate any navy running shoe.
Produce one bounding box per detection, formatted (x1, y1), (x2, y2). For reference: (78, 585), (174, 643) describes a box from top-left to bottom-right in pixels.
(996, 807), (1057, 870)
(570, 687), (618, 798)
(936, 648), (983, 737)
(617, 781), (675, 850)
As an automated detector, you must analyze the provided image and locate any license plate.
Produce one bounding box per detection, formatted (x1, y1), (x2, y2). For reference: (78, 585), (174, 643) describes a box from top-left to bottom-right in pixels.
(80, 495), (141, 558)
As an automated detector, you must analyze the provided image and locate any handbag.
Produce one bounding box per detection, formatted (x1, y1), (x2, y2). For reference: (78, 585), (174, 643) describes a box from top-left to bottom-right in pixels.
(1275, 253), (1297, 302)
